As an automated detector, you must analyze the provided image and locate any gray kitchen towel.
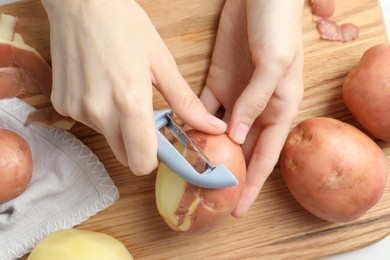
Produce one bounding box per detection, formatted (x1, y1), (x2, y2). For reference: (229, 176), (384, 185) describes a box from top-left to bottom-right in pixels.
(0, 98), (119, 260)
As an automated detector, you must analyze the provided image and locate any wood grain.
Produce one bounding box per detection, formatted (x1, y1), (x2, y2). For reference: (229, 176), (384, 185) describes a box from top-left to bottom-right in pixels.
(1, 0), (389, 259)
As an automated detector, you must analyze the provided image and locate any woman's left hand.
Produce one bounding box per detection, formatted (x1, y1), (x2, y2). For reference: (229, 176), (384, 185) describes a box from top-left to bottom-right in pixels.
(200, 0), (305, 217)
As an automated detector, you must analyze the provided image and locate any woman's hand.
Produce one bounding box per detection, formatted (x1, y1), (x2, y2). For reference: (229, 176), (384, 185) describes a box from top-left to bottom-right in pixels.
(200, 0), (305, 217)
(41, 0), (227, 175)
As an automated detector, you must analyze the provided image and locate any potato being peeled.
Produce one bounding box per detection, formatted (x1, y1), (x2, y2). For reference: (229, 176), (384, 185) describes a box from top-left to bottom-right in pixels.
(155, 130), (246, 235)
(343, 43), (390, 141)
(27, 228), (133, 260)
(0, 128), (32, 203)
(280, 117), (387, 223)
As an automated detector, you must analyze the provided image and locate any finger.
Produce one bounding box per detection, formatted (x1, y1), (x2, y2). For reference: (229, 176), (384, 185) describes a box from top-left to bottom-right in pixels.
(120, 103), (158, 175)
(228, 63), (287, 144)
(199, 85), (222, 115)
(80, 78), (159, 175)
(152, 54), (227, 134)
(232, 119), (292, 218)
(113, 78), (158, 175)
(100, 123), (128, 166)
(232, 53), (304, 217)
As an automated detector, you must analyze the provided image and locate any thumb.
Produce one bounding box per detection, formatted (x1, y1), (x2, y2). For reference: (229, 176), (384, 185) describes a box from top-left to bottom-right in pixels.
(153, 58), (227, 134)
(229, 65), (283, 144)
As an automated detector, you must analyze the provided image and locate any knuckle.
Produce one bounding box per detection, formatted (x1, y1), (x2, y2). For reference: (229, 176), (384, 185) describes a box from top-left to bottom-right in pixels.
(179, 91), (202, 111)
(114, 90), (134, 110)
(130, 159), (157, 176)
(127, 135), (158, 176)
(81, 99), (104, 124)
(113, 84), (147, 117)
(50, 93), (69, 117)
(50, 100), (68, 117)
(241, 93), (269, 118)
(254, 47), (294, 73)
(273, 50), (294, 69)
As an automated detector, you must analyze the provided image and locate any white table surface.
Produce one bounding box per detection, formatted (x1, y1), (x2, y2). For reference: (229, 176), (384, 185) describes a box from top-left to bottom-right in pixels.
(0, 0), (389, 259)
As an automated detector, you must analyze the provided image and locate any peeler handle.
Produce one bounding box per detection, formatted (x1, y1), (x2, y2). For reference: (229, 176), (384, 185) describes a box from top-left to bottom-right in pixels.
(154, 109), (238, 189)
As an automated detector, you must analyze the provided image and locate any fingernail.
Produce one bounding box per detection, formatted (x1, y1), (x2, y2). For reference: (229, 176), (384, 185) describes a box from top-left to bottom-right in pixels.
(232, 123), (249, 144)
(206, 115), (226, 130)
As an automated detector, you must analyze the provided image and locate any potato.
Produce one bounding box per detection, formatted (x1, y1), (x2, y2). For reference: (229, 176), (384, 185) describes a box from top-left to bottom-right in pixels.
(0, 128), (32, 203)
(155, 130), (246, 235)
(343, 43), (390, 141)
(280, 117), (387, 223)
(310, 0), (335, 18)
(27, 228), (133, 260)
(0, 13), (75, 130)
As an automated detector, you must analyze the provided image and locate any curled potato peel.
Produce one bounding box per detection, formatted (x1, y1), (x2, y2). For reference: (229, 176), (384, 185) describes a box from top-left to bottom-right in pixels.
(0, 13), (74, 129)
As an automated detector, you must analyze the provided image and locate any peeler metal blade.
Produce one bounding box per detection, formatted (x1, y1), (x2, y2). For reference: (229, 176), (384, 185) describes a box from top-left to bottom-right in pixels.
(154, 109), (239, 189)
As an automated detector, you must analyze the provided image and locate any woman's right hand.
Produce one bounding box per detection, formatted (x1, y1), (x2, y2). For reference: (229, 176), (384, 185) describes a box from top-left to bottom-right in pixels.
(41, 0), (227, 175)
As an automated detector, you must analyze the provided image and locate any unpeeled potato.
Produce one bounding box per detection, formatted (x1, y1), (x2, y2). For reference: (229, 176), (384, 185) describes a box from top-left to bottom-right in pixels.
(155, 130), (246, 235)
(310, 0), (335, 18)
(280, 117), (387, 223)
(343, 43), (390, 141)
(0, 128), (32, 203)
(27, 228), (133, 260)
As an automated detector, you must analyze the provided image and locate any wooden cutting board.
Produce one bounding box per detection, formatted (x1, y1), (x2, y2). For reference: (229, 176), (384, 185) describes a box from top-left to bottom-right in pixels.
(1, 0), (389, 259)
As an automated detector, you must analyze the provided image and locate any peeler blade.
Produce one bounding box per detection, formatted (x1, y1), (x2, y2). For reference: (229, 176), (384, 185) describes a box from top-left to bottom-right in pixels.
(154, 109), (239, 188)
(166, 113), (215, 173)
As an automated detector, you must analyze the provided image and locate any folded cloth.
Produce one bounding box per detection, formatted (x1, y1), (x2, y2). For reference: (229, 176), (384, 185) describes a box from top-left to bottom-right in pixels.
(0, 98), (119, 260)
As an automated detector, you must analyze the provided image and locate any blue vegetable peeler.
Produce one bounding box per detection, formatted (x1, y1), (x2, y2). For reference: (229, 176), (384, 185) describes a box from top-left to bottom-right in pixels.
(154, 109), (239, 189)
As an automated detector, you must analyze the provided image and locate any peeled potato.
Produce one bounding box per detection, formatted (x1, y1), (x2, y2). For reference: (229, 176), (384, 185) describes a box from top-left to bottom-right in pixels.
(155, 130), (246, 235)
(27, 229), (133, 260)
